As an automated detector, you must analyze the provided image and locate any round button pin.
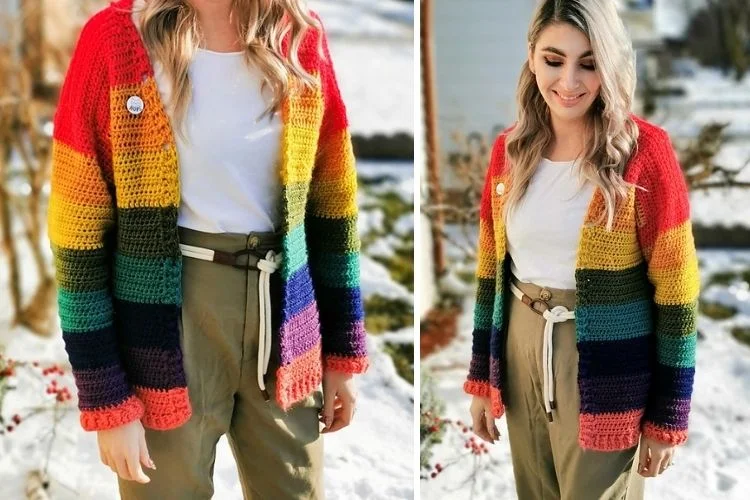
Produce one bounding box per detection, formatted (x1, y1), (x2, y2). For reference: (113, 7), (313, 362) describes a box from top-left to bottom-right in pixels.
(126, 95), (144, 115)
(496, 182), (505, 195)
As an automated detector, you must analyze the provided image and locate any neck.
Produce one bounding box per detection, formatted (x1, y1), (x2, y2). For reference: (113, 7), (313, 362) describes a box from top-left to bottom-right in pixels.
(548, 115), (587, 160)
(188, 0), (243, 52)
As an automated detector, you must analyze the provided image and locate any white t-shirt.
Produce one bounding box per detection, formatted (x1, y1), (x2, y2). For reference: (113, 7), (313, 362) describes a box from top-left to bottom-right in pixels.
(506, 158), (595, 290)
(133, 4), (282, 233)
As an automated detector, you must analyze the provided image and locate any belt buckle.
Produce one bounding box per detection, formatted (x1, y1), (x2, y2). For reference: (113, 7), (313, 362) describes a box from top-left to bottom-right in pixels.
(231, 248), (261, 270)
(528, 298), (549, 316)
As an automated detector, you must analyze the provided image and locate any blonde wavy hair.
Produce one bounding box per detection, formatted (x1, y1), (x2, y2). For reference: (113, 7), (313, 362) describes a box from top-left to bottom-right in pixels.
(128, 0), (320, 140)
(504, 0), (639, 231)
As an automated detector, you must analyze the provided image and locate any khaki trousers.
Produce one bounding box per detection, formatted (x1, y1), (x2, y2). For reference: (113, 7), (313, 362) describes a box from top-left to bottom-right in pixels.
(503, 278), (644, 500)
(118, 226), (324, 500)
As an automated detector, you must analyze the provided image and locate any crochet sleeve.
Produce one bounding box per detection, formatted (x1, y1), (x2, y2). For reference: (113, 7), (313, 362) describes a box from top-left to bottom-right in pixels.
(304, 16), (369, 374)
(47, 16), (145, 431)
(635, 128), (700, 446)
(463, 135), (505, 419)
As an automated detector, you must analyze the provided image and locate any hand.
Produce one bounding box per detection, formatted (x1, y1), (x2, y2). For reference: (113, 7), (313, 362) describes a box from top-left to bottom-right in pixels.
(470, 395), (499, 443)
(97, 419), (155, 483)
(319, 370), (357, 434)
(638, 434), (676, 477)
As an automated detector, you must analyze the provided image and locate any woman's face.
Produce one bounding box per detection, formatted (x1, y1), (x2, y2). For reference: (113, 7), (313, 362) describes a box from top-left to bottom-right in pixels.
(528, 22), (601, 126)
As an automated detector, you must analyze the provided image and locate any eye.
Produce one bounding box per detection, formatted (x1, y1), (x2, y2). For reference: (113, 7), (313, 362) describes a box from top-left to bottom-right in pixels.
(580, 61), (596, 71)
(543, 58), (563, 67)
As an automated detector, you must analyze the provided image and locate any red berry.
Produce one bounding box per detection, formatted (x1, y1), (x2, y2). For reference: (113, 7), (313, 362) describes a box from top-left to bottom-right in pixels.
(462, 427), (468, 433)
(464, 442), (470, 449)
(430, 472), (437, 478)
(435, 464), (442, 471)
(12, 415), (20, 424)
(6, 426), (13, 432)
(457, 420), (463, 426)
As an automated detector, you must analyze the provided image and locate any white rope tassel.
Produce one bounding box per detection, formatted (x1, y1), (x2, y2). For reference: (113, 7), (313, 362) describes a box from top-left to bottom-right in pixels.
(257, 250), (280, 399)
(541, 305), (575, 419)
(509, 282), (574, 421)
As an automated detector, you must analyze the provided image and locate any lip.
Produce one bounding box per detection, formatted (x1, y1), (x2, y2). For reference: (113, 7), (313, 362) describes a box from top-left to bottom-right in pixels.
(552, 90), (586, 108)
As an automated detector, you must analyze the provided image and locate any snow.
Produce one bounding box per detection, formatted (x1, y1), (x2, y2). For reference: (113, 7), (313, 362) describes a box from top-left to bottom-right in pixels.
(309, 1), (413, 136)
(422, 248), (750, 499)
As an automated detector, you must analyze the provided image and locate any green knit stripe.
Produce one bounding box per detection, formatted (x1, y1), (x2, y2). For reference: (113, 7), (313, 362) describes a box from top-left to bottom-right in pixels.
(57, 288), (113, 332)
(113, 252), (182, 305)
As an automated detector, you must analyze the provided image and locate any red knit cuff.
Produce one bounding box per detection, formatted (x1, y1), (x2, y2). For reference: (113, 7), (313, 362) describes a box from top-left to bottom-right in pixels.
(323, 354), (369, 374)
(463, 380), (505, 418)
(463, 379), (491, 398)
(79, 394), (145, 432)
(642, 421), (688, 446)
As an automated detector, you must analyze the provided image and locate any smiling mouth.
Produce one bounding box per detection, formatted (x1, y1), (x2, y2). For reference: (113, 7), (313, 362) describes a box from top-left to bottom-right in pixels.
(554, 90), (586, 101)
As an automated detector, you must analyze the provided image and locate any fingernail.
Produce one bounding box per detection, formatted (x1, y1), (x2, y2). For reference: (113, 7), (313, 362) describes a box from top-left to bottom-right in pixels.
(150, 460), (156, 470)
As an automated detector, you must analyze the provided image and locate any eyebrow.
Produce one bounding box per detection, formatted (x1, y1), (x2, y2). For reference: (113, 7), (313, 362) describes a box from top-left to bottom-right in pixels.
(540, 47), (593, 58)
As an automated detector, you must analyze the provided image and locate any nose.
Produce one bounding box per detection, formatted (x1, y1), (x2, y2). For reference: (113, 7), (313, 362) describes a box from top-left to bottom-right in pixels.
(560, 65), (580, 93)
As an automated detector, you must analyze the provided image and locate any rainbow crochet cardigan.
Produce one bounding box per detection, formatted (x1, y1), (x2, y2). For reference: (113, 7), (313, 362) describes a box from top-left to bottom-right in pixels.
(48, 0), (368, 432)
(464, 116), (700, 451)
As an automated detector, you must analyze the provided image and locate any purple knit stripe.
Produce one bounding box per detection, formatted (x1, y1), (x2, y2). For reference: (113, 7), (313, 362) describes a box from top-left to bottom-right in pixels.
(73, 364), (134, 410)
(579, 372), (651, 414)
(467, 354), (490, 382)
(644, 397), (692, 429)
(489, 355), (502, 391)
(121, 346), (187, 390)
(321, 320), (366, 358)
(279, 300), (322, 365)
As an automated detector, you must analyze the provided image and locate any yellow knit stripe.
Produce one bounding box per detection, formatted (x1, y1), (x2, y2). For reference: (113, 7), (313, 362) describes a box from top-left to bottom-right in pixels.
(110, 78), (180, 208)
(279, 76), (324, 186)
(50, 140), (111, 207)
(576, 225), (642, 271)
(48, 192), (114, 250)
(476, 218), (495, 279)
(649, 253), (700, 306)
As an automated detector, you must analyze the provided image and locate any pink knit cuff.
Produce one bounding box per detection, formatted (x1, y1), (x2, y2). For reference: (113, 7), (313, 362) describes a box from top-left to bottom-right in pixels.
(642, 421), (688, 446)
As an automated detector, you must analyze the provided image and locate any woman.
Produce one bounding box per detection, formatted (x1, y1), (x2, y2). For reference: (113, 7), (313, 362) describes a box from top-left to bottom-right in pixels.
(464, 0), (699, 498)
(47, 0), (368, 498)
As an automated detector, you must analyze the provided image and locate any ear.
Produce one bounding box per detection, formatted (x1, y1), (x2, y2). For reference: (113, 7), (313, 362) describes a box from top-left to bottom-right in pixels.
(527, 44), (535, 75)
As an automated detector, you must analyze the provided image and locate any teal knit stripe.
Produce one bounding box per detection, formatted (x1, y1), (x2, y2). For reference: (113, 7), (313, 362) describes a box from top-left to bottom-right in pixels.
(113, 253), (182, 305)
(657, 332), (697, 368)
(575, 299), (653, 341)
(57, 288), (113, 332)
(309, 252), (360, 288)
(474, 277), (495, 330)
(281, 222), (310, 281)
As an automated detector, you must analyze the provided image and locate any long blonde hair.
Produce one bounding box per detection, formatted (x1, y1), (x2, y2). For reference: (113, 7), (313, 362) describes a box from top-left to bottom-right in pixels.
(505, 0), (639, 231)
(129, 0), (320, 139)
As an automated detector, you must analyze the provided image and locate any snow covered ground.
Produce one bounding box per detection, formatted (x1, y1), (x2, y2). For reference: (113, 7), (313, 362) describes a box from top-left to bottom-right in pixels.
(310, 0), (413, 137)
(422, 249), (750, 500)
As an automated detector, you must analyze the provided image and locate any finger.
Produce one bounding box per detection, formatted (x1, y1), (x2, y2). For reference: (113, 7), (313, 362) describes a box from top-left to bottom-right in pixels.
(484, 405), (497, 440)
(638, 443), (649, 476)
(139, 432), (155, 470)
(114, 455), (134, 482)
(652, 452), (667, 477)
(126, 453), (151, 484)
(471, 408), (493, 443)
(322, 385), (336, 430)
